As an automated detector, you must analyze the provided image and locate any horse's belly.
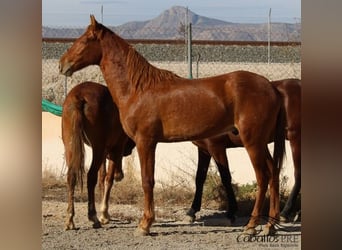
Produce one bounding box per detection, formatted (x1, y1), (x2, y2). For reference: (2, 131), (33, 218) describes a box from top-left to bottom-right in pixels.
(161, 107), (234, 141)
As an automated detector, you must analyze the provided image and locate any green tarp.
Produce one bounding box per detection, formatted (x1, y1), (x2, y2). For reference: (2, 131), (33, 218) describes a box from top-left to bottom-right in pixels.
(42, 99), (63, 116)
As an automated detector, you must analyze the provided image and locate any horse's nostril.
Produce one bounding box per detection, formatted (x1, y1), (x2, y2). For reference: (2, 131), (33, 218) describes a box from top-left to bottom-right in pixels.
(58, 61), (64, 73)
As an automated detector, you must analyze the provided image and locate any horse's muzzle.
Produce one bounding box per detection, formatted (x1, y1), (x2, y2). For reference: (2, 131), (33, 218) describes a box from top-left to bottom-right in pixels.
(59, 61), (73, 76)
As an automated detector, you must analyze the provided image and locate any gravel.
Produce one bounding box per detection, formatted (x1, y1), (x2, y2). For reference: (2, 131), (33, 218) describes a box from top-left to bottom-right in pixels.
(42, 200), (301, 250)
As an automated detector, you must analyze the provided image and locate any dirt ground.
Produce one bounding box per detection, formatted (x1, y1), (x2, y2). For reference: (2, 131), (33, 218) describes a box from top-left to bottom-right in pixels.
(42, 198), (301, 249)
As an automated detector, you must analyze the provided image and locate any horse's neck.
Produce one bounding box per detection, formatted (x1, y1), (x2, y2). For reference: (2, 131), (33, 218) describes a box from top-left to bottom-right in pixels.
(100, 64), (130, 104)
(100, 35), (132, 105)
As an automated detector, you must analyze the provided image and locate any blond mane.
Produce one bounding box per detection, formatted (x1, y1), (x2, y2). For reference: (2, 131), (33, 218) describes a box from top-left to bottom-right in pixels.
(126, 47), (180, 91)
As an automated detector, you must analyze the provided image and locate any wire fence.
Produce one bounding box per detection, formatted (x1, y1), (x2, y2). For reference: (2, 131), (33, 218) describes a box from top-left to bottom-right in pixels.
(42, 25), (301, 105)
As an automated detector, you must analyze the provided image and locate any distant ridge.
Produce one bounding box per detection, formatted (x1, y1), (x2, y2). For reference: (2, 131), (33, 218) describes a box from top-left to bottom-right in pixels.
(42, 6), (301, 41)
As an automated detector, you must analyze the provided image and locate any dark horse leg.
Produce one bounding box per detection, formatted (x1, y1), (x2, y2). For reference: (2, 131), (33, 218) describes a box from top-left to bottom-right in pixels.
(212, 149), (238, 223)
(280, 136), (301, 221)
(280, 176), (300, 222)
(185, 149), (211, 222)
(87, 149), (105, 228)
(185, 147), (237, 223)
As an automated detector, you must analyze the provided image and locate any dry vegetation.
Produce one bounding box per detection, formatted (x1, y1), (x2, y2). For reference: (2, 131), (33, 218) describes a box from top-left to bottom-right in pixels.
(42, 156), (300, 218)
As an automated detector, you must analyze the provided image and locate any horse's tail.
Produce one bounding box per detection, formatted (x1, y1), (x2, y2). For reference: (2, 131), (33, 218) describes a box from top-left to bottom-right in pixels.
(273, 103), (287, 169)
(63, 101), (85, 191)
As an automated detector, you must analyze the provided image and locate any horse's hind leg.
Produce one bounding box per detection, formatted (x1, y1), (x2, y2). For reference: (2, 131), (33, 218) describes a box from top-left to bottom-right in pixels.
(243, 145), (270, 235)
(99, 159), (114, 224)
(99, 155), (123, 224)
(87, 152), (104, 228)
(280, 167), (300, 221)
(65, 167), (76, 230)
(280, 137), (301, 221)
(263, 149), (281, 235)
(211, 148), (237, 223)
(184, 148), (211, 223)
(98, 161), (107, 199)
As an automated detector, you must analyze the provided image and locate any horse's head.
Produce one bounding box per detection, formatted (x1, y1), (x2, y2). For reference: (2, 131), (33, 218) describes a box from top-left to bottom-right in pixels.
(59, 15), (103, 76)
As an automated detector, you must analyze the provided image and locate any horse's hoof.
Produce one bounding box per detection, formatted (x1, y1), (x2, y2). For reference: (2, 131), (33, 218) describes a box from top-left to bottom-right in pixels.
(99, 216), (110, 225)
(260, 225), (276, 236)
(114, 172), (124, 182)
(227, 215), (236, 225)
(243, 226), (257, 235)
(134, 227), (150, 236)
(99, 212), (110, 225)
(293, 211), (301, 222)
(183, 215), (195, 223)
(64, 221), (75, 231)
(64, 223), (75, 231)
(185, 208), (196, 223)
(92, 221), (102, 229)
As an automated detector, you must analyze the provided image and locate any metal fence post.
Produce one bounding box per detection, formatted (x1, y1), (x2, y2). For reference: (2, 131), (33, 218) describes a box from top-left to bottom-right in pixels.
(268, 8), (272, 64)
(187, 22), (193, 79)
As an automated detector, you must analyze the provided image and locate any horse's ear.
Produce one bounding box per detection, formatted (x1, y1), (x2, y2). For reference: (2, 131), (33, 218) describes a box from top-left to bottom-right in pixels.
(90, 15), (97, 26)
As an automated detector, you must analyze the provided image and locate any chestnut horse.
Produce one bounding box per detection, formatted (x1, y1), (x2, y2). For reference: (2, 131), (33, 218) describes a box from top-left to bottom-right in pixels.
(185, 78), (301, 223)
(59, 15), (286, 236)
(62, 81), (135, 230)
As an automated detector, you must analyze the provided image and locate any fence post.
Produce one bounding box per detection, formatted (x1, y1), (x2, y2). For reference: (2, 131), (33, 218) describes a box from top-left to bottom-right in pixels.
(196, 53), (201, 78)
(187, 22), (193, 79)
(268, 8), (272, 64)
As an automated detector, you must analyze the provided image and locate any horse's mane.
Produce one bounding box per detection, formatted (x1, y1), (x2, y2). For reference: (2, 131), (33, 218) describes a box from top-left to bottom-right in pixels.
(126, 46), (180, 91)
(97, 22), (180, 91)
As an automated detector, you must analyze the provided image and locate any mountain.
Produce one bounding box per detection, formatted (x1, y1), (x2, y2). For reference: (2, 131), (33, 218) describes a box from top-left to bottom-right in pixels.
(43, 6), (301, 41)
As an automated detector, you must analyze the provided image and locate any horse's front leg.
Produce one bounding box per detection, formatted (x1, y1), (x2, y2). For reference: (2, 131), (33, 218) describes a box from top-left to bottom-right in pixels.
(135, 139), (156, 236)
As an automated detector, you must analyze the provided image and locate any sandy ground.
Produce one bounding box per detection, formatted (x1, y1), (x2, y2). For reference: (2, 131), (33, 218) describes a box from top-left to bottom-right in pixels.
(42, 200), (301, 250)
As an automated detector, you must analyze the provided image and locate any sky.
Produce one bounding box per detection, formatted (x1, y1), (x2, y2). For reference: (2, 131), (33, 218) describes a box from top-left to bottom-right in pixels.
(42, 0), (301, 27)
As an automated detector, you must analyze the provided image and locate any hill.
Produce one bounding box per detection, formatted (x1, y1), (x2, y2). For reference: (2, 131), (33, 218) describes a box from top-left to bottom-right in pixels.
(42, 6), (301, 41)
